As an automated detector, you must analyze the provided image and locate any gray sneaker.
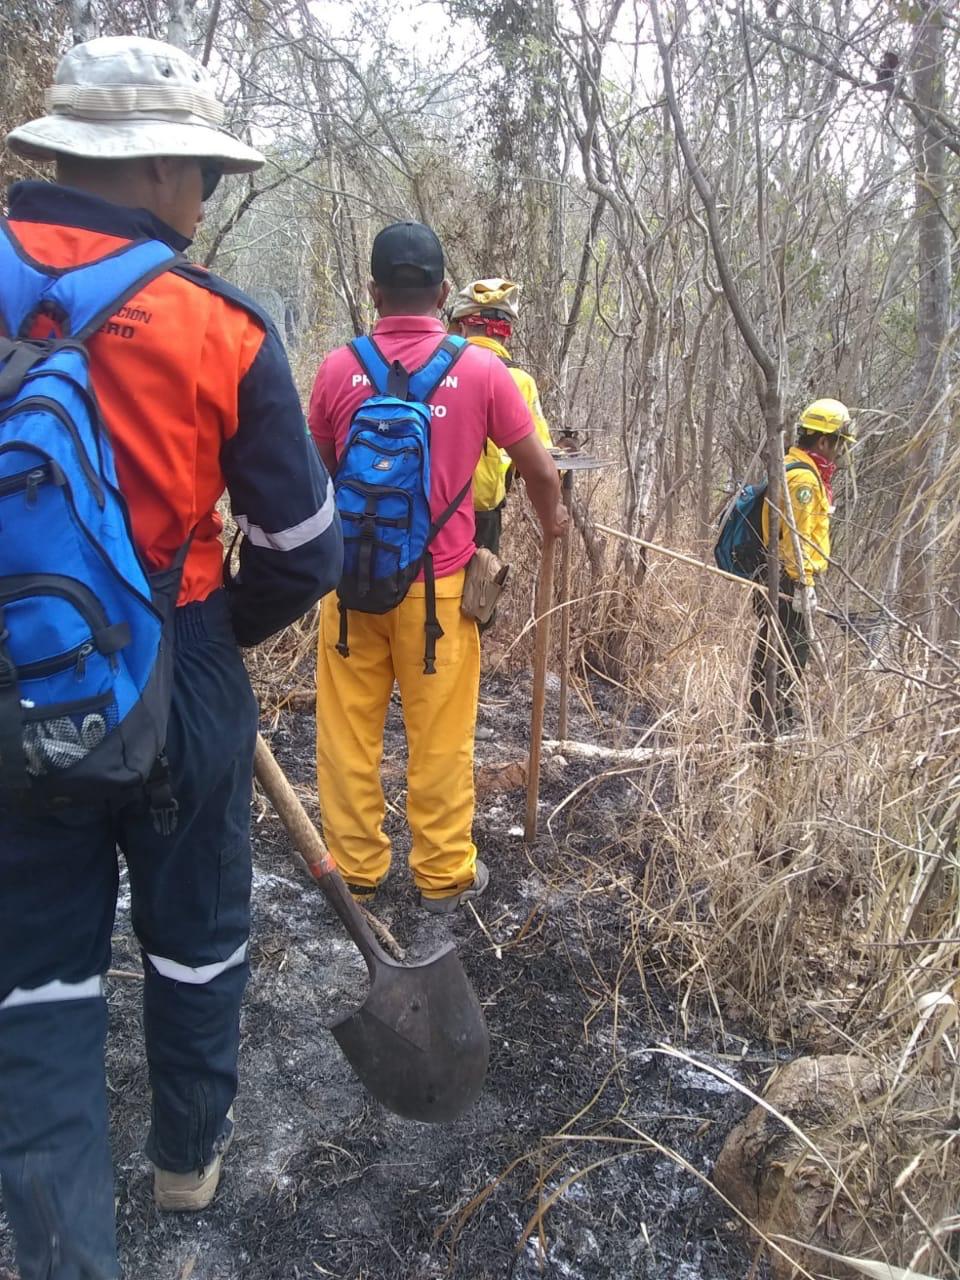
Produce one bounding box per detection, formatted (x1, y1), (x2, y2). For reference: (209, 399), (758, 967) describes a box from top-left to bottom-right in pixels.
(419, 860), (490, 914)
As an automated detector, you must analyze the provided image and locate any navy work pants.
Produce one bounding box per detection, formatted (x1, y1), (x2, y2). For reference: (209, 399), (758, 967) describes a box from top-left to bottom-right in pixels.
(0, 591), (258, 1279)
(748, 582), (810, 731)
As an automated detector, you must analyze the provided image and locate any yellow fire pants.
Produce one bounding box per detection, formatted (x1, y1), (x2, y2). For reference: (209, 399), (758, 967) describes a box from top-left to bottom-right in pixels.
(315, 571), (480, 899)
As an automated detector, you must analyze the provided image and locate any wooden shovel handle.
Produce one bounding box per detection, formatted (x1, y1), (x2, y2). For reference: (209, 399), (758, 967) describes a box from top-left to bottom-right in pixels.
(252, 734), (389, 970)
(253, 734), (336, 879)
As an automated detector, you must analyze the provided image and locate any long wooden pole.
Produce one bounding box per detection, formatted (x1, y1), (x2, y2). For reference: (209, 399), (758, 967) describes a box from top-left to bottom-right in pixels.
(595, 523), (842, 623)
(557, 470), (575, 742)
(524, 534), (557, 842)
(594, 523), (766, 593)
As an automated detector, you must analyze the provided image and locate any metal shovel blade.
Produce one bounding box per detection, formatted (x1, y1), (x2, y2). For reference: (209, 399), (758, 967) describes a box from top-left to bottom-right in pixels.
(252, 736), (490, 1125)
(331, 940), (489, 1123)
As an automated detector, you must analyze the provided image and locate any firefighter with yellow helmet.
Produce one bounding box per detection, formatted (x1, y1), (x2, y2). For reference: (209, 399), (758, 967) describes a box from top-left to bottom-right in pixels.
(749, 397), (856, 730)
(448, 278), (552, 556)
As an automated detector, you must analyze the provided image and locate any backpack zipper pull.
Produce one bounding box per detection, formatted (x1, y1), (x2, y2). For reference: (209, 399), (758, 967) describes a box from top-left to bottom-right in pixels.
(25, 467), (45, 507)
(75, 641), (93, 680)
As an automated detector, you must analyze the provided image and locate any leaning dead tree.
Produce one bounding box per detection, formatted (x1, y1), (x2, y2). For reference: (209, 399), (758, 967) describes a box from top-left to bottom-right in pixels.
(651, 0), (789, 736)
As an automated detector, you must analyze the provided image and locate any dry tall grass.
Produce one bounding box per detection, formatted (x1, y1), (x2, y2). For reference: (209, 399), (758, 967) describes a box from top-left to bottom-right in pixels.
(488, 473), (960, 1273)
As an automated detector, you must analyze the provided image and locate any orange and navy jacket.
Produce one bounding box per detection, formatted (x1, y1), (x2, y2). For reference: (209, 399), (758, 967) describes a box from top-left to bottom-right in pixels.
(4, 181), (342, 646)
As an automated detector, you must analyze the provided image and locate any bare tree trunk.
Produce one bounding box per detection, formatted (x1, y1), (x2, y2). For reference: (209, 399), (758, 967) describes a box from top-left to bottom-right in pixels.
(761, 401), (785, 735)
(698, 321), (722, 540)
(900, 1), (952, 638)
(70, 0), (97, 43)
(166, 0), (198, 50)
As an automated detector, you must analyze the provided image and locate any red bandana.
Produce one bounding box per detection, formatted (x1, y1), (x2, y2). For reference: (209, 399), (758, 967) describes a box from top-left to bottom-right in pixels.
(463, 315), (513, 340)
(806, 450), (835, 501)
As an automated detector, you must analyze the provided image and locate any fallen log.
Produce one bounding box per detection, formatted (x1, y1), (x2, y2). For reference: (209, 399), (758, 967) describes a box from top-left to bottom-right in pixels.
(541, 739), (660, 765)
(541, 737), (785, 765)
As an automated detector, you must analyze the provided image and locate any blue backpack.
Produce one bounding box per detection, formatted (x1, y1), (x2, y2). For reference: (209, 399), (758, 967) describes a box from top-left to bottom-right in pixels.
(334, 334), (469, 673)
(0, 218), (185, 821)
(714, 461), (818, 580)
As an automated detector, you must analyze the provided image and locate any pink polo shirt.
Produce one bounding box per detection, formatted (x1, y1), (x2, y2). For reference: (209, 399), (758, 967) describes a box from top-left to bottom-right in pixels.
(308, 316), (535, 578)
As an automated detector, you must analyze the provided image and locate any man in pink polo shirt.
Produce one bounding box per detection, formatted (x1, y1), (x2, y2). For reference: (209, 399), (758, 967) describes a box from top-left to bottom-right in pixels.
(308, 221), (566, 911)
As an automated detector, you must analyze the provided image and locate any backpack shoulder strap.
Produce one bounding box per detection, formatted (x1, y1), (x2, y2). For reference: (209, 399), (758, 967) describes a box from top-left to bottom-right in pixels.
(0, 219), (49, 341)
(349, 335), (392, 397)
(784, 459), (825, 494)
(0, 217), (180, 343)
(407, 335), (468, 403)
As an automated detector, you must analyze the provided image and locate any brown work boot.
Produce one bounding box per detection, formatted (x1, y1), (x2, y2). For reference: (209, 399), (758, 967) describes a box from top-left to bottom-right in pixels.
(346, 881), (380, 904)
(346, 867), (392, 904)
(154, 1107), (234, 1212)
(419, 860), (490, 915)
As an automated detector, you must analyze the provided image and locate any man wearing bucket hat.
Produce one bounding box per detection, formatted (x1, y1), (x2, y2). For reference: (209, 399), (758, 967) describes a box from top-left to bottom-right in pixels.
(447, 278), (553, 557)
(0, 35), (342, 1277)
(749, 397), (855, 731)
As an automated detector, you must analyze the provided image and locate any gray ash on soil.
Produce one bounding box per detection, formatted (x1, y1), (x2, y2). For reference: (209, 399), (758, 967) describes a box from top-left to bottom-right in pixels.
(1, 671), (767, 1279)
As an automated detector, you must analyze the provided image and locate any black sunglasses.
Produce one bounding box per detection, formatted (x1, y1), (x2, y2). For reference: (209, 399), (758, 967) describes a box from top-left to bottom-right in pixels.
(200, 164), (223, 202)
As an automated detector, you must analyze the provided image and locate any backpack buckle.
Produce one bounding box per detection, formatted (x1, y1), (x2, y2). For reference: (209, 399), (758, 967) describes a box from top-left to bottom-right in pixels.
(146, 753), (179, 836)
(422, 620), (444, 676)
(336, 600), (350, 658)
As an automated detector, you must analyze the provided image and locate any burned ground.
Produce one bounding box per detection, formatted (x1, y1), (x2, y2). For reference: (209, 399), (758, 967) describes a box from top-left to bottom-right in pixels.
(1, 671), (769, 1279)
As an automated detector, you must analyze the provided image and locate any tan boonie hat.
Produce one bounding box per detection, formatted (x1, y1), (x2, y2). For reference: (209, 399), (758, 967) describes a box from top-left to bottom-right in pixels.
(449, 278), (521, 322)
(6, 36), (264, 174)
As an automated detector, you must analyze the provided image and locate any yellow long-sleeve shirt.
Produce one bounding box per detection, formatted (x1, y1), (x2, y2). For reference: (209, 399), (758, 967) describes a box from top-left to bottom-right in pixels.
(761, 446), (831, 586)
(467, 335), (552, 512)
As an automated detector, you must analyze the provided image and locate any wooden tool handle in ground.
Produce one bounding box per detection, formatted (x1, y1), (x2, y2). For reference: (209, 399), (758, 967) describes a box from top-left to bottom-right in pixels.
(253, 734), (388, 971)
(524, 534), (557, 841)
(557, 469), (575, 743)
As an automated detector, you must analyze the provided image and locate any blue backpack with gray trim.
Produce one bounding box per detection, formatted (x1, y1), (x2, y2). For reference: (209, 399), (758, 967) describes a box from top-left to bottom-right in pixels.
(714, 461), (818, 580)
(0, 218), (185, 818)
(334, 334), (469, 673)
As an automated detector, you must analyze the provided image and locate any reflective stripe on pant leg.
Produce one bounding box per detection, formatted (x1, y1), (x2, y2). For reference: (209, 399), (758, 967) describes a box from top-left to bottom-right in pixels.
(145, 941), (247, 985)
(315, 589), (396, 889)
(0, 801), (118, 1279)
(0, 998), (118, 1280)
(0, 975), (104, 1010)
(393, 571), (480, 896)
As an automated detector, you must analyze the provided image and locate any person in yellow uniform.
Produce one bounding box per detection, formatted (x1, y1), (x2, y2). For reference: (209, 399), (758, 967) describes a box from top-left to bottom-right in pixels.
(308, 229), (567, 912)
(447, 278), (553, 555)
(749, 398), (855, 731)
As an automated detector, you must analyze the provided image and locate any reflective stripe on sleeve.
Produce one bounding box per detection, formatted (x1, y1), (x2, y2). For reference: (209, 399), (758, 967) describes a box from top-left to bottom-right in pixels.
(0, 975), (105, 1009)
(236, 478), (335, 552)
(146, 941), (248, 985)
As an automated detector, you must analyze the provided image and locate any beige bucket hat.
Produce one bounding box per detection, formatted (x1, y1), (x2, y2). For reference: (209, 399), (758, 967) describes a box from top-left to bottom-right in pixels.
(7, 36), (264, 174)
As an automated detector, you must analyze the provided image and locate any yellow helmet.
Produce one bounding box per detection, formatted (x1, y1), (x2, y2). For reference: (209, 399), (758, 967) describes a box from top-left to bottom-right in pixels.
(798, 398), (855, 441)
(449, 277), (521, 322)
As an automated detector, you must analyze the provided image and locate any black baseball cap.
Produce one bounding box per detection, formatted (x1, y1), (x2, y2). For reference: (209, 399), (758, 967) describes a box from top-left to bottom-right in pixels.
(370, 221), (445, 287)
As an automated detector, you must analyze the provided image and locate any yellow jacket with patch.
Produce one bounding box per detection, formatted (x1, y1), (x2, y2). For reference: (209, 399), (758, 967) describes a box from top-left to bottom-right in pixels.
(468, 335), (552, 512)
(761, 446), (830, 586)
